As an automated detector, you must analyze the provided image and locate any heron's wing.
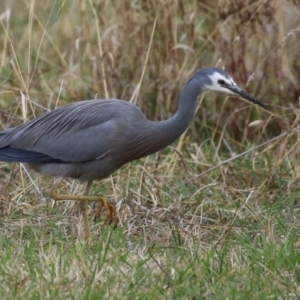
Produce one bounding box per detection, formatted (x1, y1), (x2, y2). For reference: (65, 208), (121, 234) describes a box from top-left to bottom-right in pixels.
(0, 99), (146, 163)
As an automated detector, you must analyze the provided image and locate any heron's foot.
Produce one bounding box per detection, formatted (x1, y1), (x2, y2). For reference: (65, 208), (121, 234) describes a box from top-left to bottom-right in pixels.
(95, 198), (119, 227)
(50, 186), (119, 236)
(51, 190), (119, 226)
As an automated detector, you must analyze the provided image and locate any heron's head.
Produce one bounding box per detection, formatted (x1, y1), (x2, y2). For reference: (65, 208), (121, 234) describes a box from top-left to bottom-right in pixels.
(199, 67), (266, 109)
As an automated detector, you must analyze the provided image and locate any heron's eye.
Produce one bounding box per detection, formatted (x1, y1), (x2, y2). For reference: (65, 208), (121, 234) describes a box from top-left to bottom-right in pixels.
(218, 79), (225, 85)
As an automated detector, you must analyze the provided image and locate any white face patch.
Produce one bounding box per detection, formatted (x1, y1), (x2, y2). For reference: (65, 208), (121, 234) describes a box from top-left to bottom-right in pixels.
(204, 71), (238, 94)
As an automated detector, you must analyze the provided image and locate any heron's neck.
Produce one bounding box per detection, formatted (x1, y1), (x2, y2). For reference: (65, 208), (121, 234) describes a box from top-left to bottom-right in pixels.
(122, 79), (202, 163)
(154, 79), (202, 148)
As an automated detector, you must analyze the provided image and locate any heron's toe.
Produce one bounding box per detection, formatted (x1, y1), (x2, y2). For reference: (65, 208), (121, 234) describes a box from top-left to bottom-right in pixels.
(95, 198), (118, 227)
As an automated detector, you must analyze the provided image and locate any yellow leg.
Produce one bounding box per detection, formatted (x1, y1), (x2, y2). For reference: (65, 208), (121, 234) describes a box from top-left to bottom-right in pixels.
(50, 179), (119, 238)
(80, 180), (93, 239)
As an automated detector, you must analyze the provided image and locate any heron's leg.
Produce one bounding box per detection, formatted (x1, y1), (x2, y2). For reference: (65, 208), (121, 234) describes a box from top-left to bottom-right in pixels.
(50, 178), (92, 238)
(50, 180), (119, 230)
(80, 180), (93, 239)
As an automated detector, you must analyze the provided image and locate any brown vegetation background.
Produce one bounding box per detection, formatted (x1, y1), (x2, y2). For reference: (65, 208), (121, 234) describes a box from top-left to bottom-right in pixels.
(0, 0), (300, 233)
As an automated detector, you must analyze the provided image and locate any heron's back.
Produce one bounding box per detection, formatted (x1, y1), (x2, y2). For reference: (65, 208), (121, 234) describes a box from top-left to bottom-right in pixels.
(0, 99), (170, 181)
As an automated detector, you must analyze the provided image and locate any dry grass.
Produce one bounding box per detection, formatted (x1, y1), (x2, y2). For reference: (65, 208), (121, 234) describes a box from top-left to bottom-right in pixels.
(0, 0), (300, 299)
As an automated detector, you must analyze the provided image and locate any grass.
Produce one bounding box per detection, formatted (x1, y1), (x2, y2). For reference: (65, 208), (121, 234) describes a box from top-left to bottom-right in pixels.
(0, 0), (300, 299)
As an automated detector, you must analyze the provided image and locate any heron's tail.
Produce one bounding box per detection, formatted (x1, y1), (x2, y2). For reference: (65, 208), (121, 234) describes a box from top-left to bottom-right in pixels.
(0, 146), (64, 163)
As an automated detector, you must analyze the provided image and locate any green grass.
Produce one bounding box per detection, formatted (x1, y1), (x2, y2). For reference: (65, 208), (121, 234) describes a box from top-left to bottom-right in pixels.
(0, 0), (300, 299)
(0, 219), (299, 299)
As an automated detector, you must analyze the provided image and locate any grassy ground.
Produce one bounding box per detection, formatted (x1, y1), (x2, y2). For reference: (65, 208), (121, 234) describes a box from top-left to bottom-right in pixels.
(0, 0), (300, 299)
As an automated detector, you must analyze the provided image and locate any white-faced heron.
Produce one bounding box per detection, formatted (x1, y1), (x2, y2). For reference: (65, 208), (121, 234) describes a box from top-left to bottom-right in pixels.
(0, 67), (266, 238)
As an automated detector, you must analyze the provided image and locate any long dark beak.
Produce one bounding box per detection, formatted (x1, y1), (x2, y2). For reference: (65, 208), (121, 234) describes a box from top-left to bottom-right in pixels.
(222, 83), (267, 109)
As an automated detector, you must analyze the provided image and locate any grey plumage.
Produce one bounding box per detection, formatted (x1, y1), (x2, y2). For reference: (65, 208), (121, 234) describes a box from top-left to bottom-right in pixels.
(0, 98), (195, 180)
